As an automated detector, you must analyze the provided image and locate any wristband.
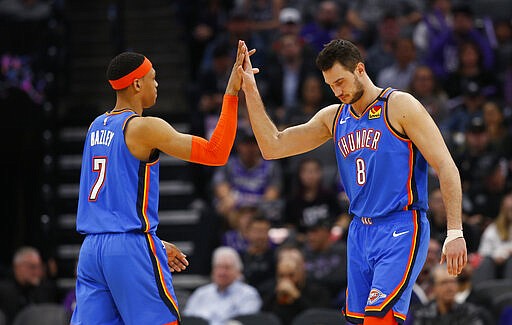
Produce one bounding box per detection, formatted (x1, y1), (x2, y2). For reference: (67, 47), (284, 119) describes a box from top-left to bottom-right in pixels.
(442, 229), (463, 254)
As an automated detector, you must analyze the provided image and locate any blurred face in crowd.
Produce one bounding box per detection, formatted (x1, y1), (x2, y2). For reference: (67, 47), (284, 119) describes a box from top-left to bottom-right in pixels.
(428, 189), (446, 224)
(277, 259), (303, 287)
(302, 76), (324, 106)
(212, 254), (241, 290)
(247, 219), (271, 251)
(237, 139), (261, 167)
(483, 101), (503, 128)
(501, 193), (512, 222)
(279, 34), (302, 63)
(433, 266), (458, 306)
(306, 226), (331, 252)
(299, 159), (323, 189)
(394, 38), (416, 67)
(14, 250), (44, 286)
(411, 66), (435, 97)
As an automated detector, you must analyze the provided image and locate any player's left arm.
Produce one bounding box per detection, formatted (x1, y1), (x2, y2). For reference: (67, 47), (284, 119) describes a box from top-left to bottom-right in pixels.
(388, 91), (467, 276)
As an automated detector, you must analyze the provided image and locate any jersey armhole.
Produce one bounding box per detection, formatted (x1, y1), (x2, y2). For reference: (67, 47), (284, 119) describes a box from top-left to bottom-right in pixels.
(384, 92), (409, 140)
(331, 104), (343, 135)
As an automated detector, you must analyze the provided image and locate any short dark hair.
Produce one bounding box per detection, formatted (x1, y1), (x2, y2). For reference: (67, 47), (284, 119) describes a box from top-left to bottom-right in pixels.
(316, 39), (363, 72)
(107, 52), (145, 81)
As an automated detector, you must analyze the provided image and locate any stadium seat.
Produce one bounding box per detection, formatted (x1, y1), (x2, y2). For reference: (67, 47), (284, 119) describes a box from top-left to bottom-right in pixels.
(181, 315), (209, 325)
(492, 292), (512, 317)
(230, 312), (282, 325)
(0, 309), (6, 325)
(174, 288), (192, 309)
(292, 308), (345, 325)
(472, 279), (512, 309)
(12, 303), (69, 325)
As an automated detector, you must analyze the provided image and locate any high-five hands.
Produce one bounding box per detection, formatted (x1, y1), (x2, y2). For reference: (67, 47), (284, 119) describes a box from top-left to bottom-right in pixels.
(226, 40), (259, 95)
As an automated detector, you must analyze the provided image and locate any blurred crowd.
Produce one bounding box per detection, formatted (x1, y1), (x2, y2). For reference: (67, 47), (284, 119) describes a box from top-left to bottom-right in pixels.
(175, 0), (512, 324)
(1, 0), (512, 324)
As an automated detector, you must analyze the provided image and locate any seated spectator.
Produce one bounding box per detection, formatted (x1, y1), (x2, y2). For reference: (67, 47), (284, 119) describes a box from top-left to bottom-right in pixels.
(425, 3), (494, 80)
(283, 74), (330, 127)
(261, 248), (330, 325)
(428, 188), (481, 253)
(473, 192), (512, 284)
(413, 0), (453, 60)
(240, 214), (276, 295)
(455, 263), (476, 305)
(302, 218), (347, 307)
(284, 158), (344, 239)
(377, 36), (418, 90)
(0, 246), (57, 323)
(443, 40), (498, 99)
(362, 11), (400, 81)
(411, 239), (442, 307)
(482, 100), (512, 159)
(213, 129), (283, 226)
(221, 205), (259, 253)
(240, 0), (283, 44)
(261, 33), (317, 124)
(407, 65), (450, 136)
(183, 247), (262, 325)
(404, 264), (490, 325)
(300, 1), (340, 53)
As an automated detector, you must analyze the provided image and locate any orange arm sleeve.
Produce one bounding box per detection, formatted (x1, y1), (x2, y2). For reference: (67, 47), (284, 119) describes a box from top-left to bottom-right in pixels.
(190, 94), (238, 166)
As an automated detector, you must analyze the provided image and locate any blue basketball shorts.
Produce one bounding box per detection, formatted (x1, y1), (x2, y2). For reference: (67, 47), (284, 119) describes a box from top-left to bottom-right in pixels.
(343, 210), (429, 324)
(71, 232), (180, 325)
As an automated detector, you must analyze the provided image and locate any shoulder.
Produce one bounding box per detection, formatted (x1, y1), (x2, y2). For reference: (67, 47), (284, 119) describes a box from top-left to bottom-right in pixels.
(388, 91), (423, 113)
(315, 103), (342, 126)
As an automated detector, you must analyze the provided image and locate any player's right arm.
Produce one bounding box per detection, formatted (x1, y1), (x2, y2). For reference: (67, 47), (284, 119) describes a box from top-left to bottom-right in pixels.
(126, 41), (248, 165)
(239, 46), (336, 159)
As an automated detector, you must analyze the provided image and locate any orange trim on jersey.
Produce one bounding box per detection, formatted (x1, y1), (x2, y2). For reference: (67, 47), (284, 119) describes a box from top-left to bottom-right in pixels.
(349, 87), (391, 120)
(365, 211), (419, 312)
(141, 161), (155, 232)
(332, 104), (346, 137)
(394, 311), (407, 321)
(146, 234), (180, 319)
(382, 94), (409, 142)
(122, 114), (137, 130)
(404, 142), (414, 210)
(109, 57), (152, 90)
(162, 322), (179, 325)
(106, 108), (136, 116)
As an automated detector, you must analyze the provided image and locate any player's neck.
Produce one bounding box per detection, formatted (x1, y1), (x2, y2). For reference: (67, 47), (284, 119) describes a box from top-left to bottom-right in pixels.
(113, 96), (143, 115)
(351, 84), (382, 115)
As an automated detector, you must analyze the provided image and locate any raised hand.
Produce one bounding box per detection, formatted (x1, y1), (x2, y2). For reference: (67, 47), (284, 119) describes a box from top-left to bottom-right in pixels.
(226, 40), (248, 95)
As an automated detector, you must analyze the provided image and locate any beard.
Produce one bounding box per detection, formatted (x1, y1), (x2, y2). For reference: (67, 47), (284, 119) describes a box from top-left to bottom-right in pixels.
(347, 76), (364, 104)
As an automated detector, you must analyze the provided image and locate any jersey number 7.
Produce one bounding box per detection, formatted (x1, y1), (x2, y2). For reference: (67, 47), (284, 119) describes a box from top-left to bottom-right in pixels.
(89, 156), (107, 201)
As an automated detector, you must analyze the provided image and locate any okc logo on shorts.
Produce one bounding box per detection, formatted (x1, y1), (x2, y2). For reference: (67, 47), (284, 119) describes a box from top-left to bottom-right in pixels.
(367, 288), (387, 305)
(369, 106), (382, 119)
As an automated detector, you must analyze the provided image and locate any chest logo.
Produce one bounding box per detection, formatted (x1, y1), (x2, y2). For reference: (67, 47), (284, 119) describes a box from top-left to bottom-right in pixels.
(369, 105), (382, 119)
(339, 116), (351, 124)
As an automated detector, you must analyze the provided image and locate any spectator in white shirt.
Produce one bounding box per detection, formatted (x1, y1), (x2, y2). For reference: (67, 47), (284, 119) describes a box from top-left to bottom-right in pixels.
(473, 191), (512, 284)
(183, 246), (262, 325)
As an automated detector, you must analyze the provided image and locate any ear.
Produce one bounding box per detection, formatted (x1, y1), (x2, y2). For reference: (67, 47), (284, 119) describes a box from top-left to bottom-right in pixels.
(356, 62), (365, 76)
(134, 79), (142, 90)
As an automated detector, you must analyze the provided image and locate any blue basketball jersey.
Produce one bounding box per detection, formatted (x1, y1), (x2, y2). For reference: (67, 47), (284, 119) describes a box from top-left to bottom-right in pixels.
(77, 109), (160, 234)
(333, 88), (428, 218)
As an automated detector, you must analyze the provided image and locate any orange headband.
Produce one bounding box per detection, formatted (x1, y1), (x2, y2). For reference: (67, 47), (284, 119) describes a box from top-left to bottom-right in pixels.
(108, 57), (152, 90)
